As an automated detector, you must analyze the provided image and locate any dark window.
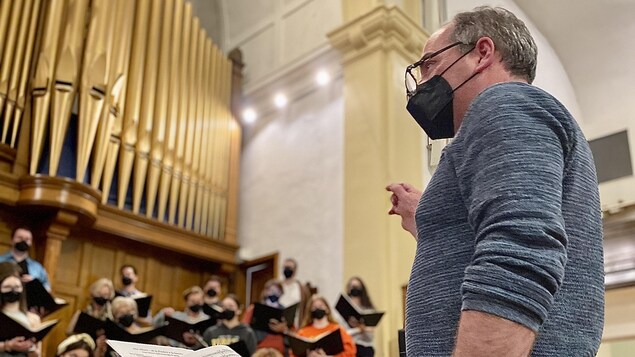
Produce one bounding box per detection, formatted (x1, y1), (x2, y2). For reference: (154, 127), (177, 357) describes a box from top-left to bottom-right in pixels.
(589, 130), (633, 183)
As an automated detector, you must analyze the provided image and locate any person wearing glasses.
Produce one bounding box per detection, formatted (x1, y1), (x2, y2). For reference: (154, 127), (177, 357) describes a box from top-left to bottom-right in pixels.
(386, 6), (603, 357)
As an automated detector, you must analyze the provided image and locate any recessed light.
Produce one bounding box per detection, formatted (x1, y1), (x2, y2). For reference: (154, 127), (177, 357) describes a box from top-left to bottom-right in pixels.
(274, 93), (288, 108)
(316, 70), (330, 86)
(242, 108), (257, 123)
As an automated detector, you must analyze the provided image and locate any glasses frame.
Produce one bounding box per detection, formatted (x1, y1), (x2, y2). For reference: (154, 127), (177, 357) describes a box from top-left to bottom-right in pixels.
(405, 41), (465, 98)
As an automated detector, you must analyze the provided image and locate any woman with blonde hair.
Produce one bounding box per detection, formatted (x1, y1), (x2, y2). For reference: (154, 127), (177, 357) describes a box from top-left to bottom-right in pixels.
(56, 333), (95, 357)
(111, 296), (141, 332)
(291, 295), (356, 357)
(86, 278), (115, 320)
(67, 278), (115, 335)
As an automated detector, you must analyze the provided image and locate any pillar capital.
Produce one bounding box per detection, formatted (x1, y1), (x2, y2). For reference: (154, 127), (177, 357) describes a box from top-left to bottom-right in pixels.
(328, 5), (428, 65)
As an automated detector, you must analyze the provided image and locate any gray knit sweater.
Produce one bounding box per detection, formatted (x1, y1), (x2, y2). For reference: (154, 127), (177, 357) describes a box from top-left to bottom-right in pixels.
(407, 82), (604, 356)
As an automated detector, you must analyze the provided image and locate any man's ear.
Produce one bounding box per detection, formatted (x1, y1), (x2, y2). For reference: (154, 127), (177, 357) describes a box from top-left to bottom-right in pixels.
(473, 36), (496, 73)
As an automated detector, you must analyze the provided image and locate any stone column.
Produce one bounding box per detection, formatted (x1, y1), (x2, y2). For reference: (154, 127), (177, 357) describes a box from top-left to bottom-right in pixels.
(328, 4), (428, 356)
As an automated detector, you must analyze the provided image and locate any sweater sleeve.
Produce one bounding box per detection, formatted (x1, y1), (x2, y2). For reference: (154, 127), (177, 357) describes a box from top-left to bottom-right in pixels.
(337, 326), (357, 357)
(453, 87), (569, 332)
(243, 325), (258, 355)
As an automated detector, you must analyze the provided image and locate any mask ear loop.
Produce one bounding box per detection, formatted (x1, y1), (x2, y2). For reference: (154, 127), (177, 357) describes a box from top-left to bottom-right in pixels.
(452, 71), (479, 93)
(438, 45), (479, 93)
(439, 45), (475, 77)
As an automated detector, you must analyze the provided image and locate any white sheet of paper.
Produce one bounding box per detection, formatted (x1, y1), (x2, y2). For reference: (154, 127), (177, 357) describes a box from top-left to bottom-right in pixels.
(180, 345), (240, 357)
(106, 340), (240, 357)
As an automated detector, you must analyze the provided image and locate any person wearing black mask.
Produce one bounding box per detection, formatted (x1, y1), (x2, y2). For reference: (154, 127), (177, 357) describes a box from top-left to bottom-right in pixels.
(115, 265), (152, 326)
(110, 297), (140, 332)
(387, 6), (603, 357)
(203, 275), (223, 308)
(202, 294), (257, 356)
(66, 278), (115, 335)
(0, 261), (41, 356)
(341, 277), (376, 357)
(154, 286), (210, 347)
(279, 258), (309, 328)
(116, 265), (143, 297)
(241, 279), (288, 354)
(293, 295), (356, 357)
(0, 227), (51, 292)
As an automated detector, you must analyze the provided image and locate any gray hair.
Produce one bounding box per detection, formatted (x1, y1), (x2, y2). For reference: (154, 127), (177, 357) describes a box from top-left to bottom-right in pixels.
(450, 6), (537, 83)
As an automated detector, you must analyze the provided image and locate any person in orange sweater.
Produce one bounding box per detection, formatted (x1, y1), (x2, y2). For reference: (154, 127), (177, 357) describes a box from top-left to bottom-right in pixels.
(291, 295), (356, 357)
(241, 279), (289, 354)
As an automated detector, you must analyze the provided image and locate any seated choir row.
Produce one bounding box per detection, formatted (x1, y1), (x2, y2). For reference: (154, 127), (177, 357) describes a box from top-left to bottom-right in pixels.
(0, 258), (379, 357)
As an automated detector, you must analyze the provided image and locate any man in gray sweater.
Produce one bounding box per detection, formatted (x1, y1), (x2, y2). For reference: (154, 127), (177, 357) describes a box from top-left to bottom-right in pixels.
(387, 6), (603, 357)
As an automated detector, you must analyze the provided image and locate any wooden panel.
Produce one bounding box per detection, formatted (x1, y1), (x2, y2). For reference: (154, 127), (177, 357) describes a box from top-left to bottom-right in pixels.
(54, 231), (225, 312)
(55, 237), (82, 285)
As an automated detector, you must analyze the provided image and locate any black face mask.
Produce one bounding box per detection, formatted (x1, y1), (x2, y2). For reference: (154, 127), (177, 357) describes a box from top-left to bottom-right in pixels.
(406, 45), (476, 140)
(349, 288), (363, 297)
(121, 277), (133, 286)
(14, 241), (29, 252)
(283, 268), (294, 279)
(311, 308), (327, 320)
(206, 289), (217, 297)
(220, 309), (235, 320)
(1, 290), (22, 304)
(118, 314), (134, 328)
(189, 304), (203, 313)
(93, 296), (109, 306)
(267, 294), (280, 304)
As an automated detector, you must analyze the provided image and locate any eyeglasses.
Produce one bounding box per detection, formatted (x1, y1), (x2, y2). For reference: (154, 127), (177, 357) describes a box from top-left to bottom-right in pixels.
(405, 41), (465, 98)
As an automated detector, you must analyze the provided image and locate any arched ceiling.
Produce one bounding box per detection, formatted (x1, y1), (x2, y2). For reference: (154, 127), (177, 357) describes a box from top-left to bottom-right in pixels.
(514, 0), (635, 135)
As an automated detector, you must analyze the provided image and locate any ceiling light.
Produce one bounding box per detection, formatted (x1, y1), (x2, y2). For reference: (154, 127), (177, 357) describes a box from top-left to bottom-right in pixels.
(242, 108), (257, 123)
(316, 70), (330, 86)
(274, 93), (288, 108)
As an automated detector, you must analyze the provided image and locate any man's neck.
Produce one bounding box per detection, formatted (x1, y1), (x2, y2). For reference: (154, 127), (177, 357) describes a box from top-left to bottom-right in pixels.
(11, 249), (28, 262)
(123, 285), (137, 293)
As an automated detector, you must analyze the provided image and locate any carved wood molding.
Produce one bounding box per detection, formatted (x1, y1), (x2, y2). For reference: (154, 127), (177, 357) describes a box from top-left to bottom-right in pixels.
(0, 171), (19, 205)
(17, 175), (101, 226)
(1, 172), (239, 264)
(94, 205), (239, 264)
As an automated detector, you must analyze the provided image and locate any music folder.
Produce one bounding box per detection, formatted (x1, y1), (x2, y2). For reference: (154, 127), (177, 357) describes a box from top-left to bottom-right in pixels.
(104, 318), (166, 343)
(133, 294), (152, 318)
(226, 340), (251, 357)
(72, 311), (106, 339)
(202, 302), (222, 321)
(25, 279), (68, 316)
(163, 315), (216, 344)
(0, 312), (58, 341)
(287, 328), (344, 357)
(114, 292), (153, 318)
(250, 302), (298, 333)
(335, 294), (384, 327)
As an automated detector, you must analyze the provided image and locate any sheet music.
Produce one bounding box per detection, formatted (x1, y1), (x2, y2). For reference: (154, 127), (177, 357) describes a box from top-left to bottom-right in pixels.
(107, 340), (239, 357)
